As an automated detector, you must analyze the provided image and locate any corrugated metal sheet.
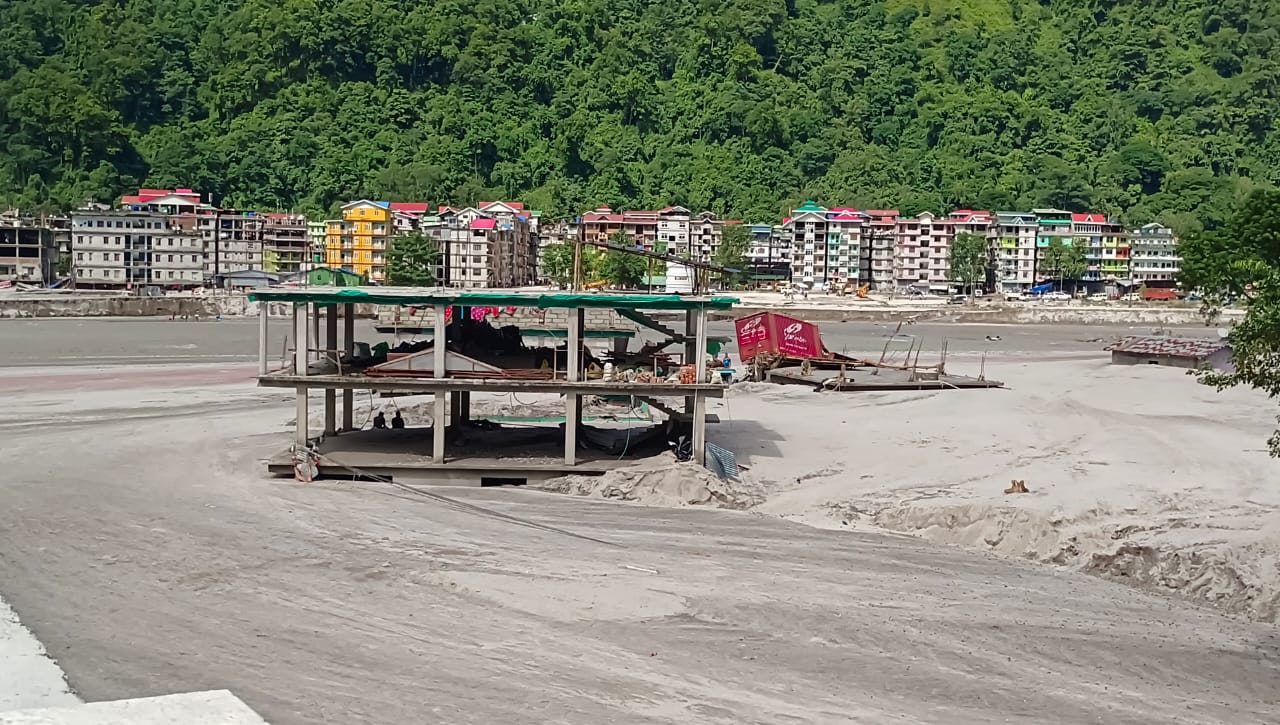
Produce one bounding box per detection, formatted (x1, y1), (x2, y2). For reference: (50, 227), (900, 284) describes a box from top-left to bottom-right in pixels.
(1110, 336), (1228, 359)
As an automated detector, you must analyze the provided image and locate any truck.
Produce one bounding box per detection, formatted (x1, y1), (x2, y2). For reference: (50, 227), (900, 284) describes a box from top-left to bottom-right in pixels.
(1142, 288), (1178, 302)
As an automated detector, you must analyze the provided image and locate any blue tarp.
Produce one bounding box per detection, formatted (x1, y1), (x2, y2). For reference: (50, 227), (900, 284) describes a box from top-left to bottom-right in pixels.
(1029, 282), (1055, 294)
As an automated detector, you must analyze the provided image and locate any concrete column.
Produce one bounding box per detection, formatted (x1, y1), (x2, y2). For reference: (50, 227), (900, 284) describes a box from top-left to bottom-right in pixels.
(449, 391), (461, 427)
(693, 306), (708, 384)
(324, 306), (337, 436)
(565, 307), (583, 465)
(432, 306), (448, 381)
(460, 391), (470, 422)
(309, 303), (320, 361)
(341, 303), (354, 431)
(432, 304), (448, 464)
(294, 303), (309, 447)
(683, 309), (696, 413)
(693, 392), (707, 465)
(433, 391), (446, 463)
(257, 300), (269, 376)
(692, 306), (709, 465)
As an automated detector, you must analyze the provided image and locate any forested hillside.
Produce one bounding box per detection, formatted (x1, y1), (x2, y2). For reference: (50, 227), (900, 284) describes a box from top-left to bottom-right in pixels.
(1, 0), (1277, 229)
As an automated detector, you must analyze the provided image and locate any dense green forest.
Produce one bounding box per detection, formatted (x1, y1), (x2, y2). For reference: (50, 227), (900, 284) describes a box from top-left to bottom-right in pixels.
(1, 0), (1277, 231)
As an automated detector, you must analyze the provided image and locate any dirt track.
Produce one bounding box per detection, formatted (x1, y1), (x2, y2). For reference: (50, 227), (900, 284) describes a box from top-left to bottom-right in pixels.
(1, 371), (1277, 724)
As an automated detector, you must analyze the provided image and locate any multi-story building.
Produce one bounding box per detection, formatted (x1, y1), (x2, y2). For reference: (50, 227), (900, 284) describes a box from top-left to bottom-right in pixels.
(1032, 208), (1074, 282)
(784, 201), (829, 286)
(991, 212), (1038, 290)
(579, 207), (624, 247)
(656, 206), (691, 256)
(307, 220), (328, 268)
(745, 223), (789, 284)
(198, 211), (265, 279)
(0, 213), (60, 284)
(262, 213), (310, 274)
(691, 212), (726, 264)
(70, 209), (203, 289)
(824, 208), (865, 285)
(1129, 223), (1180, 286)
(415, 202), (539, 289)
(326, 200), (392, 283)
(477, 201), (538, 287)
(864, 209), (899, 290)
(894, 211), (952, 291)
(782, 201), (867, 287)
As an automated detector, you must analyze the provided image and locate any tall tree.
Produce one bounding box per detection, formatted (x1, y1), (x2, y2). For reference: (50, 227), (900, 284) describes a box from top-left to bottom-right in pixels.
(541, 242), (575, 288)
(386, 233), (438, 286)
(948, 232), (987, 295)
(1191, 189), (1280, 455)
(713, 223), (750, 288)
(1039, 239), (1088, 292)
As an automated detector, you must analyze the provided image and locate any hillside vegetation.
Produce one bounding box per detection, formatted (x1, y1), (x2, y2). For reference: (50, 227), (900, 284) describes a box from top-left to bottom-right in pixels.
(1, 0), (1276, 229)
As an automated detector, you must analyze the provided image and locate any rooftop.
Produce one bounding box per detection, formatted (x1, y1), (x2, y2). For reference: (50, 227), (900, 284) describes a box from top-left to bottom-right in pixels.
(1110, 336), (1229, 359)
(247, 286), (739, 310)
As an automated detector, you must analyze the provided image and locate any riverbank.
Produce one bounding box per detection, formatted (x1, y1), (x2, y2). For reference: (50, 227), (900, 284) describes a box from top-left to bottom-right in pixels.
(0, 290), (1239, 327)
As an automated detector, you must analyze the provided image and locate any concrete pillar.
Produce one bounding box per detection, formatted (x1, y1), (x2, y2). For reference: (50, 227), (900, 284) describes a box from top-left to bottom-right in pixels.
(433, 304), (447, 464)
(683, 308), (696, 413)
(460, 391), (470, 422)
(309, 303), (320, 361)
(324, 306), (337, 436)
(565, 307), (583, 465)
(433, 304), (448, 377)
(692, 306), (709, 465)
(257, 300), (269, 376)
(341, 303), (354, 431)
(693, 392), (707, 465)
(294, 303), (308, 447)
(693, 306), (708, 384)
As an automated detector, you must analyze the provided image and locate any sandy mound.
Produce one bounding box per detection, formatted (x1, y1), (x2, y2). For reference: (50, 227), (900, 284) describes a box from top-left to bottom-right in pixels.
(862, 501), (1280, 622)
(537, 456), (764, 510)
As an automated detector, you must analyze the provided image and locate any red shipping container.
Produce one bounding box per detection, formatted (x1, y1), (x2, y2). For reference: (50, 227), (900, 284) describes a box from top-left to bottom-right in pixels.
(734, 312), (825, 362)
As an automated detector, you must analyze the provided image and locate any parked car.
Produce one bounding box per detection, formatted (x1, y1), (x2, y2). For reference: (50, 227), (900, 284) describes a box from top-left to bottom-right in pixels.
(1121, 292), (1140, 302)
(1004, 292), (1026, 302)
(1043, 291), (1071, 301)
(1087, 292), (1109, 302)
(948, 294), (968, 305)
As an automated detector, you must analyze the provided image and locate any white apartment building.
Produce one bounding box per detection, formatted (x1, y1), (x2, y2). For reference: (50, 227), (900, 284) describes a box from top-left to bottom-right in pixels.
(657, 206), (691, 257)
(782, 201), (865, 287)
(71, 210), (203, 288)
(894, 211), (952, 291)
(1129, 222), (1180, 284)
(784, 201), (828, 285)
(991, 212), (1038, 290)
(691, 212), (725, 264)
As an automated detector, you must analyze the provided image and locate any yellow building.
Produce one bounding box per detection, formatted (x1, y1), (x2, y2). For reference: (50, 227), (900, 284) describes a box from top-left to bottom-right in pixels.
(325, 200), (391, 282)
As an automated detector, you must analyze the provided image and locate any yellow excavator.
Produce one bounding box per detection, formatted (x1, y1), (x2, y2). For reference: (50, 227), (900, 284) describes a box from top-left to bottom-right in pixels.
(584, 279), (608, 290)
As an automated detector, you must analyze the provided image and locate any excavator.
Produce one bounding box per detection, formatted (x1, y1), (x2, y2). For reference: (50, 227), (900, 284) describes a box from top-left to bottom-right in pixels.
(836, 282), (870, 298)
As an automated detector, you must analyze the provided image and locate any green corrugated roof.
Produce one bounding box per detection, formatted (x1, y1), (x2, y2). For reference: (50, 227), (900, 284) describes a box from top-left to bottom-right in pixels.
(249, 286), (738, 310)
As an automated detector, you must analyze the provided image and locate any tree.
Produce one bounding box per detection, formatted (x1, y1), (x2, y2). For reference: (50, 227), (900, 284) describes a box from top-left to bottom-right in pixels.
(713, 223), (751, 288)
(949, 232), (986, 295)
(600, 249), (646, 289)
(1191, 189), (1280, 455)
(1039, 239), (1088, 292)
(541, 242), (575, 288)
(386, 233), (438, 287)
